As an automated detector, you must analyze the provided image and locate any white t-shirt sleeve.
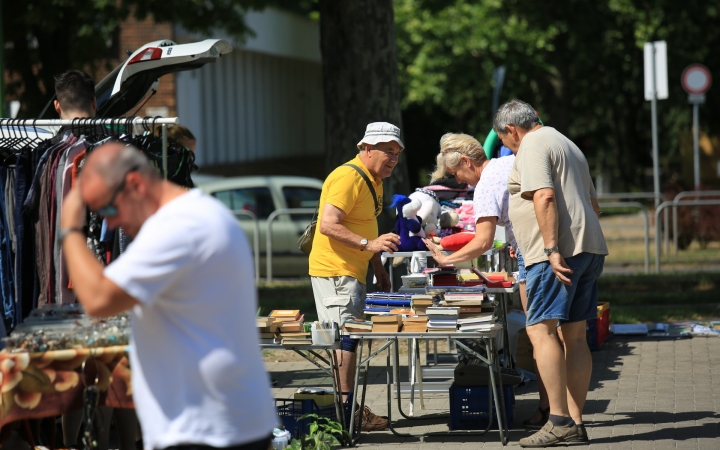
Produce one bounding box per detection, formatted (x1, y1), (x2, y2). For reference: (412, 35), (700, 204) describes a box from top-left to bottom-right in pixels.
(473, 161), (502, 222)
(104, 219), (197, 307)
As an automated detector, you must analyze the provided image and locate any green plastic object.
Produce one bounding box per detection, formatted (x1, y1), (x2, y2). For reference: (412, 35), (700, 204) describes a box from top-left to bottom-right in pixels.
(482, 129), (498, 160)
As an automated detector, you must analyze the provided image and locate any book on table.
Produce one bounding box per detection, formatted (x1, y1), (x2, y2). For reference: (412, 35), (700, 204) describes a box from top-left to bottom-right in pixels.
(403, 316), (428, 332)
(282, 339), (313, 345)
(259, 332), (280, 339)
(269, 310), (302, 322)
(426, 307), (460, 316)
(457, 314), (494, 324)
(372, 323), (402, 333)
(256, 316), (279, 327)
(343, 319), (373, 332)
(280, 320), (305, 333)
(458, 322), (500, 332)
(371, 315), (402, 324)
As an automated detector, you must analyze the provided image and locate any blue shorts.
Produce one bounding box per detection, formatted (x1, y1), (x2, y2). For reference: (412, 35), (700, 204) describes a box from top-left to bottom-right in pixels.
(525, 252), (605, 327)
(516, 248), (526, 283)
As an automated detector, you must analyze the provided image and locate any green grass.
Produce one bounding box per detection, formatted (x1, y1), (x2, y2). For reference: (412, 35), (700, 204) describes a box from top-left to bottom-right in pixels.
(598, 272), (720, 323)
(257, 273), (720, 325)
(258, 281), (317, 322)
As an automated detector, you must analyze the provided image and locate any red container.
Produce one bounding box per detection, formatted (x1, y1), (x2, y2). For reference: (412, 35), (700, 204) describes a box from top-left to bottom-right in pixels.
(486, 281), (514, 288)
(586, 303), (610, 350)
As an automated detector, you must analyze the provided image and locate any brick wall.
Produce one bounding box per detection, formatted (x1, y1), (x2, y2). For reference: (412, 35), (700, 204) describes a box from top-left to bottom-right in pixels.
(117, 15), (176, 118)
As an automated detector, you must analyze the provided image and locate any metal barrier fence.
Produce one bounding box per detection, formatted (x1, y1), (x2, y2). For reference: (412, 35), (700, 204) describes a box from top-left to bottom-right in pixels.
(598, 202), (650, 273)
(598, 192), (669, 254)
(232, 209), (260, 284)
(655, 199), (720, 272)
(266, 208), (316, 283)
(672, 190), (720, 256)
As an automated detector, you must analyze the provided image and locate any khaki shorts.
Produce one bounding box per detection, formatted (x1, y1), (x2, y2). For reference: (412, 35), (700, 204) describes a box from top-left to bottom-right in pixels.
(311, 276), (366, 326)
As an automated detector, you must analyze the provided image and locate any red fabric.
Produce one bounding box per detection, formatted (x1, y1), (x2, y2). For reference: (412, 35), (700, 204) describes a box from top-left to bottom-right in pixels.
(440, 232), (475, 251)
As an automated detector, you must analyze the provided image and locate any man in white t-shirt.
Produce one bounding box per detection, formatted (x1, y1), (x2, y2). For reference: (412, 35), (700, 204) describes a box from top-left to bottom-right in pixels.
(61, 143), (277, 450)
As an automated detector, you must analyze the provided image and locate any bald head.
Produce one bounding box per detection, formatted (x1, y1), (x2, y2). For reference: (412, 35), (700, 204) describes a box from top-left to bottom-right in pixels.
(84, 142), (159, 189)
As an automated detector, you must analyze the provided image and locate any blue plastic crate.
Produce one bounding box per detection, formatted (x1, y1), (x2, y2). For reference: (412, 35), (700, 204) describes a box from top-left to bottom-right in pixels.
(275, 395), (352, 438)
(449, 383), (514, 430)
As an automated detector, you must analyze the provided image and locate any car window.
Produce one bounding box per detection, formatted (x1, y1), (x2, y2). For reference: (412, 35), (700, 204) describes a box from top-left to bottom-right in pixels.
(282, 186), (321, 221)
(212, 187), (275, 219)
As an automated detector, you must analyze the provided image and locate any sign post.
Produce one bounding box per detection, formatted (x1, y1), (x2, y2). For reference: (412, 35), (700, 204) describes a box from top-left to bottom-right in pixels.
(681, 64), (712, 189)
(644, 41), (668, 212)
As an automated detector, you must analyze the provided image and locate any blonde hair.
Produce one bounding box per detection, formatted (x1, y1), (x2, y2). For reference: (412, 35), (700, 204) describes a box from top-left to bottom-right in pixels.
(430, 133), (487, 181)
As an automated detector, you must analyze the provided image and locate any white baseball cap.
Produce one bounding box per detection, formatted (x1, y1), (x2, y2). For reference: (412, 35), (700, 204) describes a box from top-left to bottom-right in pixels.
(356, 122), (405, 150)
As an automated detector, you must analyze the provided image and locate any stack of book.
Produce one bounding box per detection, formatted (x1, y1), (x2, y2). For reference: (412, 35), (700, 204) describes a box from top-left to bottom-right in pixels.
(365, 293), (412, 315)
(256, 316), (280, 344)
(442, 291), (486, 307)
(457, 313), (498, 332)
(426, 306), (459, 332)
(425, 265), (459, 286)
(402, 316), (428, 332)
(371, 315), (403, 332)
(270, 310), (311, 345)
(411, 294), (433, 316)
(343, 319), (373, 333)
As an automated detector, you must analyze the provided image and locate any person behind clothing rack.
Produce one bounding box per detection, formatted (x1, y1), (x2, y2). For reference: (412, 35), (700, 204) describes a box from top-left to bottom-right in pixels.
(154, 125), (197, 152)
(61, 143), (276, 450)
(54, 68), (139, 450)
(54, 70), (96, 119)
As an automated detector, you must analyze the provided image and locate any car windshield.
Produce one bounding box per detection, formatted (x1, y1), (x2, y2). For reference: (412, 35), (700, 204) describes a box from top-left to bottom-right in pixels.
(282, 186), (320, 221)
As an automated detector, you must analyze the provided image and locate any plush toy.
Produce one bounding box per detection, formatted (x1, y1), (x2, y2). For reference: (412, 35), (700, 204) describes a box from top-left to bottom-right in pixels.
(423, 223), (440, 244)
(408, 188), (441, 232)
(438, 210), (463, 238)
(389, 194), (427, 252)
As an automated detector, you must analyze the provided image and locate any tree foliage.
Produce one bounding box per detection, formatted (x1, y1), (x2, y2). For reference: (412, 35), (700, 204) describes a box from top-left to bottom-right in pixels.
(3, 0), (300, 117)
(395, 0), (720, 191)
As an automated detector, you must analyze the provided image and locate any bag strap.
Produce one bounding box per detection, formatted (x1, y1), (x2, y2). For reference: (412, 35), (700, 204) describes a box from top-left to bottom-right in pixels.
(342, 163), (379, 214)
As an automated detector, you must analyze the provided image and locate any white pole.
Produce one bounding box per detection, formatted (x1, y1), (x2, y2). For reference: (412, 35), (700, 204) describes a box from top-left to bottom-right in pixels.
(693, 102), (700, 189)
(650, 44), (661, 257)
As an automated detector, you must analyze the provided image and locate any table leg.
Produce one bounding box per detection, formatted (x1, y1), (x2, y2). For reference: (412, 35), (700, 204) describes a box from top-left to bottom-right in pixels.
(348, 341), (364, 441)
(327, 349), (346, 442)
(409, 338), (416, 416)
(487, 337), (508, 445)
(416, 340), (425, 410)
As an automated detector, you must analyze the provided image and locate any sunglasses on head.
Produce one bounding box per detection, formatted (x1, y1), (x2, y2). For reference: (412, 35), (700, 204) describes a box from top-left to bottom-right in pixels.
(94, 166), (140, 217)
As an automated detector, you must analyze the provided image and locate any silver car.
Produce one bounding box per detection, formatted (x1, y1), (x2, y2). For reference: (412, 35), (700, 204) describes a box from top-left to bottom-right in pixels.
(198, 176), (322, 278)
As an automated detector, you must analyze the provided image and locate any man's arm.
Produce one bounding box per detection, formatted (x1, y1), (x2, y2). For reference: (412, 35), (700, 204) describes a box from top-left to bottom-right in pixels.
(62, 187), (139, 317)
(532, 188), (573, 285)
(319, 203), (399, 253)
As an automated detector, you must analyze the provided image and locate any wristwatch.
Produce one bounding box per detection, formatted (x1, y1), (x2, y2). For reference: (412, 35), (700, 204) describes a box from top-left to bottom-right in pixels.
(543, 245), (559, 256)
(359, 238), (368, 251)
(59, 227), (85, 243)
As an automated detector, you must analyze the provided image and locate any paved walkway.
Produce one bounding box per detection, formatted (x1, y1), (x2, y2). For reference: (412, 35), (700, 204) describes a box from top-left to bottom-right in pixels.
(267, 336), (720, 449)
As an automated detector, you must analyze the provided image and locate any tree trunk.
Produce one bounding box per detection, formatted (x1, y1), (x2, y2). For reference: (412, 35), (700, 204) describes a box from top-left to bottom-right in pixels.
(318, 0), (410, 200)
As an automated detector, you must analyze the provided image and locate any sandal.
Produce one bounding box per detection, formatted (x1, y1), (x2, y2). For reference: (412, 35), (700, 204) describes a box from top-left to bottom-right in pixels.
(519, 421), (579, 448)
(522, 406), (550, 430)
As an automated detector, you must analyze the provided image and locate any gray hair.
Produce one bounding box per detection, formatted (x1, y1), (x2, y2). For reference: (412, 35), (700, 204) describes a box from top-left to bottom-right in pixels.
(95, 144), (159, 188)
(492, 99), (540, 134)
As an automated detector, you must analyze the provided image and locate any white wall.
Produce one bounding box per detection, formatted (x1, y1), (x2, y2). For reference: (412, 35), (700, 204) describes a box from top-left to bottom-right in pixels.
(175, 8), (324, 167)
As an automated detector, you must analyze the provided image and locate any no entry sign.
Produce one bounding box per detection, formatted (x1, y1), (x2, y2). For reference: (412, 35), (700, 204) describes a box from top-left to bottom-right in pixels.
(681, 64), (712, 95)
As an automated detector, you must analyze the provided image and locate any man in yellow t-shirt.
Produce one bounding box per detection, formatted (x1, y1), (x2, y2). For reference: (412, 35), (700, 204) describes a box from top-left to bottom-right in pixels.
(308, 122), (403, 431)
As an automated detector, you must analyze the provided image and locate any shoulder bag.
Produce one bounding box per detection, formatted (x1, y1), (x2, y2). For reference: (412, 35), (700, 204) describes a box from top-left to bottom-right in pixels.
(298, 164), (379, 254)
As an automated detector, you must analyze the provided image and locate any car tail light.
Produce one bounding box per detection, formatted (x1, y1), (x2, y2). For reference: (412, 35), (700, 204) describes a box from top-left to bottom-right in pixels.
(128, 47), (163, 64)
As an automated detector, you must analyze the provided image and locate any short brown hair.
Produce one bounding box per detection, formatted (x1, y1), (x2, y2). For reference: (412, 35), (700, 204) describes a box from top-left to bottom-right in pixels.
(55, 70), (95, 112)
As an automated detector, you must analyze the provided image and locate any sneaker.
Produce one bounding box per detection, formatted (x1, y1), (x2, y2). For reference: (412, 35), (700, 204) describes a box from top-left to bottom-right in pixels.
(355, 405), (388, 431)
(519, 421), (579, 448)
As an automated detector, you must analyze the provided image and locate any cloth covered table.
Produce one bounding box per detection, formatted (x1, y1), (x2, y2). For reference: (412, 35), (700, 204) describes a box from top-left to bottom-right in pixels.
(0, 346), (132, 429)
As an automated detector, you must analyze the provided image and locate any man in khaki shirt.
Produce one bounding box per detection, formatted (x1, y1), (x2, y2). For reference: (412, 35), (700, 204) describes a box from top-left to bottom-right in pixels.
(494, 100), (608, 447)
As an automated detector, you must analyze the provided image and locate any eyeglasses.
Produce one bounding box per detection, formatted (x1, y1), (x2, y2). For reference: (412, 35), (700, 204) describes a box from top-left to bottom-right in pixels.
(94, 166), (139, 217)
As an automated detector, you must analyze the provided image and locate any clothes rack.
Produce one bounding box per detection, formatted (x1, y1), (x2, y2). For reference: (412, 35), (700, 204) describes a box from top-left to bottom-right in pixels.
(0, 117), (180, 180)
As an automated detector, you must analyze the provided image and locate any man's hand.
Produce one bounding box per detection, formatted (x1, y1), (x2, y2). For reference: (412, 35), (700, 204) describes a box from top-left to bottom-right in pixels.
(509, 246), (517, 259)
(549, 252), (573, 286)
(366, 233), (400, 254)
(61, 184), (86, 230)
(375, 267), (391, 292)
(422, 238), (447, 265)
